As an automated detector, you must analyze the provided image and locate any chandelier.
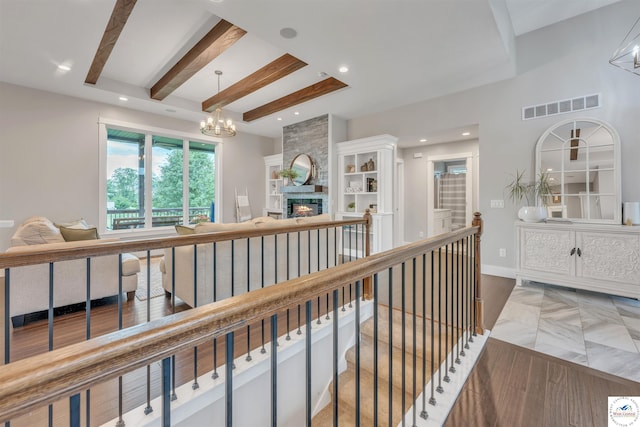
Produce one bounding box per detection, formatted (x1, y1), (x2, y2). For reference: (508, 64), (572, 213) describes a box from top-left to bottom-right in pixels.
(200, 70), (237, 137)
(609, 16), (640, 77)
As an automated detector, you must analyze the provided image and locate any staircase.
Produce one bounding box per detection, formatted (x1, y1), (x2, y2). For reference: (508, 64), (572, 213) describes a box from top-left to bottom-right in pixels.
(313, 305), (452, 426)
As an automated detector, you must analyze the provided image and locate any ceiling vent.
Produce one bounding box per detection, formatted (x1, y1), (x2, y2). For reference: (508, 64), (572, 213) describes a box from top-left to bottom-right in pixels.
(522, 93), (600, 120)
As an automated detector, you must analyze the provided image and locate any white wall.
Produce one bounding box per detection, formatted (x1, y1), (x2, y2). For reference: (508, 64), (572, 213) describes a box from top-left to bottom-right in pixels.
(348, 0), (640, 272)
(0, 83), (273, 251)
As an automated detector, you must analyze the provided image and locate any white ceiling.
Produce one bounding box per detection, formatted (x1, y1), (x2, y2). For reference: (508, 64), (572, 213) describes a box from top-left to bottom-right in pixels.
(0, 0), (623, 146)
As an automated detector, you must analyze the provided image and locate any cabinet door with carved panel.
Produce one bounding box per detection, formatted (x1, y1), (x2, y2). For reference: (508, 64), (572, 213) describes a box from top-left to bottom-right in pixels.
(576, 232), (640, 284)
(519, 228), (575, 276)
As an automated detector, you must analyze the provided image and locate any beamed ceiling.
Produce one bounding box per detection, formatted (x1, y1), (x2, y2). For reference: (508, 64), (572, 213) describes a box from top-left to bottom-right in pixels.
(0, 0), (625, 142)
(85, 1), (348, 126)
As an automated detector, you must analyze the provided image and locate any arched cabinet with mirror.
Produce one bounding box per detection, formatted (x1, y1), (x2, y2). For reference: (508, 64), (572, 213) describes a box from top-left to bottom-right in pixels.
(517, 118), (640, 299)
(536, 117), (621, 224)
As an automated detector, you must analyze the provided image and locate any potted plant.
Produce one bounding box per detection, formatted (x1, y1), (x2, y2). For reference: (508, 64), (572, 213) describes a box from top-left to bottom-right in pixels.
(347, 202), (356, 212)
(278, 168), (299, 185)
(506, 169), (552, 222)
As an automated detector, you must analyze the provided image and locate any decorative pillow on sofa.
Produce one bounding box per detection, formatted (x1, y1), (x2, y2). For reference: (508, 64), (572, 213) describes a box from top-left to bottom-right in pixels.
(59, 226), (100, 241)
(10, 217), (65, 246)
(175, 225), (195, 235)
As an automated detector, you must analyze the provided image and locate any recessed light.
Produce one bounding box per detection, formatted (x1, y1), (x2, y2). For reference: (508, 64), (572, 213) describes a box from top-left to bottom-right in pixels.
(166, 108), (177, 113)
(280, 27), (297, 39)
(338, 65), (349, 73)
(119, 96), (128, 101)
(57, 64), (71, 71)
(277, 117), (283, 121)
(294, 111), (300, 115)
(462, 132), (471, 136)
(419, 138), (427, 143)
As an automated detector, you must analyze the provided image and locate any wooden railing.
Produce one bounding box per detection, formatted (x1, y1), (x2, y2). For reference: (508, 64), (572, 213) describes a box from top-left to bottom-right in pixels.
(0, 213), (483, 426)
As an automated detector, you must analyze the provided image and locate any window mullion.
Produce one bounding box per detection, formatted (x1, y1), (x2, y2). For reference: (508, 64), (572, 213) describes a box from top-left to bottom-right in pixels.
(144, 134), (153, 228)
(183, 139), (189, 225)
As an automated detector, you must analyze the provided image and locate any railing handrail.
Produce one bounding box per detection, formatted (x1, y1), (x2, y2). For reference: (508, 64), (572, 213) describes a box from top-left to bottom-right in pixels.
(0, 221), (480, 423)
(0, 217), (368, 269)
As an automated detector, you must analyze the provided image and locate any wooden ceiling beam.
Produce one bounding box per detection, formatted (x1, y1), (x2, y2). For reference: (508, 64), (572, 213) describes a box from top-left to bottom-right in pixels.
(150, 20), (246, 101)
(85, 0), (137, 85)
(202, 54), (307, 112)
(243, 77), (348, 122)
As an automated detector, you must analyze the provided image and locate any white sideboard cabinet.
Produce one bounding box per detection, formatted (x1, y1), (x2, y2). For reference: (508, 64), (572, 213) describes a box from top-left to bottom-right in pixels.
(516, 222), (640, 298)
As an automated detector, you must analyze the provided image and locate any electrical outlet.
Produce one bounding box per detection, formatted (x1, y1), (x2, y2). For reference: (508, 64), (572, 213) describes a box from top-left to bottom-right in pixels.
(419, 231), (424, 238)
(490, 200), (505, 208)
(499, 248), (507, 257)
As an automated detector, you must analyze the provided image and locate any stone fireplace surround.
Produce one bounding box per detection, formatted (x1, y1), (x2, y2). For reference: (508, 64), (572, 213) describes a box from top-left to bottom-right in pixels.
(282, 115), (331, 218)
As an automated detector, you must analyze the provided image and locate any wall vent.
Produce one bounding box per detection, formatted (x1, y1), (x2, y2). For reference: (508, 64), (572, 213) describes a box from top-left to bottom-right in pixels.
(522, 93), (600, 121)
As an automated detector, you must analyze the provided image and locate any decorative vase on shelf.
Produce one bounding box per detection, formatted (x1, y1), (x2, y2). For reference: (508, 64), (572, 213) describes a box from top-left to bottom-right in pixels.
(367, 158), (375, 171)
(518, 206), (547, 222)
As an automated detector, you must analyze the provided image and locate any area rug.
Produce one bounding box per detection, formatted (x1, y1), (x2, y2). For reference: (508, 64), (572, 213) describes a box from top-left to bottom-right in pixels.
(135, 256), (165, 301)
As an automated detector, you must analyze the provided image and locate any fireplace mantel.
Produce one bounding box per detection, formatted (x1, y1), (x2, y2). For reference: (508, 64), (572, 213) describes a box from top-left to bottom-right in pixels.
(281, 185), (325, 194)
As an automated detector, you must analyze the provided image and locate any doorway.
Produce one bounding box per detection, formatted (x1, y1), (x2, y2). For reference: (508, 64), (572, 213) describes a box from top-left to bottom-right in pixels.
(426, 152), (473, 237)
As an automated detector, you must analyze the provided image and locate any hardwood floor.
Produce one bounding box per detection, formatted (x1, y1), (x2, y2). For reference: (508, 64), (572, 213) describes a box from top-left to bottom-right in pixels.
(445, 338), (640, 427)
(446, 275), (640, 427)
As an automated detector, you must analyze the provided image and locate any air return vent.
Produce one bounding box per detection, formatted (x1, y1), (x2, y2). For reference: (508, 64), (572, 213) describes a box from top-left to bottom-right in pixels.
(522, 93), (600, 120)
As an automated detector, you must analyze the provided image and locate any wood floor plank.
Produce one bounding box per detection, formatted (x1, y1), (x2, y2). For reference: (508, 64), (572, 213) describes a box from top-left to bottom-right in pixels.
(518, 354), (549, 427)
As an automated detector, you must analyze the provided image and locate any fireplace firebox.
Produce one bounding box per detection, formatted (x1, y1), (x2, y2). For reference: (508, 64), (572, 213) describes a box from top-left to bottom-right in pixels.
(287, 198), (323, 218)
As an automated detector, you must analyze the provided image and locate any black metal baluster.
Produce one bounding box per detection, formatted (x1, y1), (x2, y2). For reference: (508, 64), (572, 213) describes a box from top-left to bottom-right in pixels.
(226, 331), (234, 427)
(455, 239), (461, 365)
(305, 300), (312, 427)
(4, 268), (9, 427)
(355, 280), (361, 426)
(430, 250), (436, 406)
(70, 394), (80, 427)
(117, 254), (125, 426)
(162, 357), (171, 427)
(332, 288), (339, 427)
(312, 230), (321, 325)
(436, 247), (444, 394)
(47, 263), (54, 427)
(471, 234), (476, 340)
(246, 238), (252, 361)
(193, 245), (200, 389)
(85, 258), (92, 423)
(171, 249), (178, 400)
(465, 235), (471, 350)
(231, 241), (236, 370)
(322, 230), (329, 320)
(449, 243), (456, 376)
(388, 267), (393, 427)
(261, 236), (267, 354)
(271, 314), (278, 427)
(412, 257), (418, 427)
(443, 244), (450, 383)
(401, 262), (406, 427)
(373, 273), (379, 427)
(213, 242), (219, 379)
(296, 231), (302, 335)
(144, 250), (153, 415)
(421, 253), (428, 419)
(460, 238), (466, 357)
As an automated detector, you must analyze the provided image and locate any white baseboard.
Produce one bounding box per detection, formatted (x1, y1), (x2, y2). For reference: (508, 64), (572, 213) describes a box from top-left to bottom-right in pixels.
(481, 264), (516, 279)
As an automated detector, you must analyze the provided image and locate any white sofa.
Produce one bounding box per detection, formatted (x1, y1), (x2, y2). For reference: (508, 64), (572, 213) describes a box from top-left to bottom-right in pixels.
(159, 215), (336, 307)
(5, 217), (140, 326)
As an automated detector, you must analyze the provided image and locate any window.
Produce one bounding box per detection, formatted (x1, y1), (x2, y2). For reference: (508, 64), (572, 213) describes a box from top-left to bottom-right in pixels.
(101, 121), (218, 232)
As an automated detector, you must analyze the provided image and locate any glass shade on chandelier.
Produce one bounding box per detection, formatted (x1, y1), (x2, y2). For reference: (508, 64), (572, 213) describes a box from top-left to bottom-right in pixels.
(609, 16), (640, 77)
(200, 107), (237, 137)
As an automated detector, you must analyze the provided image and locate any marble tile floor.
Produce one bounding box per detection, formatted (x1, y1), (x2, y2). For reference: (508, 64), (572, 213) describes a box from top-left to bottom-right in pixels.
(491, 280), (640, 383)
